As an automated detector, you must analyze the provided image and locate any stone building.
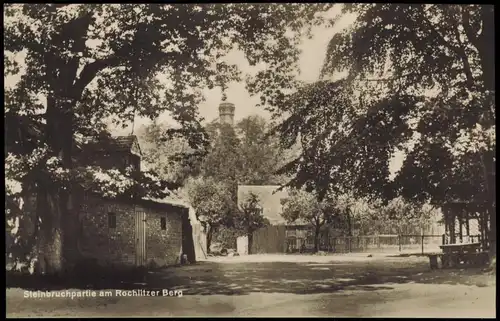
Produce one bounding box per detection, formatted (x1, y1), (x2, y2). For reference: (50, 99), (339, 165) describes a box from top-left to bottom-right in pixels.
(11, 134), (206, 272)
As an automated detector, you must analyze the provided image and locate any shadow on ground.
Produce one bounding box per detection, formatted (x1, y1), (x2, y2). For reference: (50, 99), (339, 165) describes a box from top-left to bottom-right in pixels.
(6, 257), (495, 296)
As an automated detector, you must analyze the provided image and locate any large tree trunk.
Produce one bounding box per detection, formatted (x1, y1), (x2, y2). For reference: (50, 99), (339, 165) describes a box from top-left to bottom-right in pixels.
(35, 186), (80, 276)
(478, 5), (495, 94)
(477, 6), (495, 263)
(479, 151), (496, 261)
(487, 157), (496, 263)
(36, 187), (64, 275)
(35, 93), (78, 275)
(34, 14), (99, 275)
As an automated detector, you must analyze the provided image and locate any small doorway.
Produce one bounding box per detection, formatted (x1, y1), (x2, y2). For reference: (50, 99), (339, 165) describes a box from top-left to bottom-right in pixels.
(181, 209), (196, 263)
(135, 210), (147, 266)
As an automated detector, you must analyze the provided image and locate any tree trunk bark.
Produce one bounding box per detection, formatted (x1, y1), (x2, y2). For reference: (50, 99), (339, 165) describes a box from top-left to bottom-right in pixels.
(488, 206), (496, 259)
(313, 226), (321, 253)
(478, 6), (495, 93)
(36, 187), (64, 275)
(346, 210), (352, 237)
(34, 17), (100, 274)
(479, 212), (487, 250)
(478, 6), (495, 262)
(247, 231), (253, 255)
(479, 151), (496, 260)
(458, 211), (463, 242)
(35, 94), (78, 275)
(465, 210), (470, 236)
(206, 225), (213, 254)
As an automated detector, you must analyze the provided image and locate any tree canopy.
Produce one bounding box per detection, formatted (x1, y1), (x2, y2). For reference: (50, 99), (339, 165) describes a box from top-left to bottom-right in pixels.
(235, 115), (289, 185)
(137, 121), (203, 187)
(4, 3), (332, 198)
(237, 192), (269, 233)
(272, 4), (495, 209)
(4, 3), (334, 272)
(201, 122), (242, 184)
(139, 114), (289, 190)
(281, 189), (341, 252)
(184, 176), (236, 253)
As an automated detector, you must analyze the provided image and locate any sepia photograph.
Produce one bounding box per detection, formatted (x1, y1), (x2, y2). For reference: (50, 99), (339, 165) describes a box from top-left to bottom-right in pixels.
(4, 3), (496, 318)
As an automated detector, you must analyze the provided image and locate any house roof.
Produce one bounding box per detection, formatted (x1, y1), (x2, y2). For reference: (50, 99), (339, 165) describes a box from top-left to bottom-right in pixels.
(86, 135), (142, 155)
(110, 136), (138, 152)
(237, 185), (308, 226)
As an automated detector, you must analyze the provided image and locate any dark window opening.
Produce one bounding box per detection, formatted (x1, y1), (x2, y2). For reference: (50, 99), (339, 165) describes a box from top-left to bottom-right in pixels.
(160, 217), (167, 230)
(108, 212), (117, 229)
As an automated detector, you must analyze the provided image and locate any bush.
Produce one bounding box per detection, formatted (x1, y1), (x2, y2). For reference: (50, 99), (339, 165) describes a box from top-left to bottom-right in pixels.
(214, 227), (240, 249)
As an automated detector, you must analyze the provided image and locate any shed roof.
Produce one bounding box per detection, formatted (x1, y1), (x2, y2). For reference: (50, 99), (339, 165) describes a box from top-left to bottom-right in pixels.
(109, 136), (138, 152)
(99, 135), (141, 154)
(82, 135), (142, 155)
(143, 193), (203, 226)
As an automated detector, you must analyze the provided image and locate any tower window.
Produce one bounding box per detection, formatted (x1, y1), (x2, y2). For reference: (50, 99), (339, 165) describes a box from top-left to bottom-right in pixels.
(160, 217), (167, 230)
(108, 212), (117, 229)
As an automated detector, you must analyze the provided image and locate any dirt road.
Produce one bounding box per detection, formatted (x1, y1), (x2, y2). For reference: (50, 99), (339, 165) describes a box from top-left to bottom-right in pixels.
(6, 254), (496, 317)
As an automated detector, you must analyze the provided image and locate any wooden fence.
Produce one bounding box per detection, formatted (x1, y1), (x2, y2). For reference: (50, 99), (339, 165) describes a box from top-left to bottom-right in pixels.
(321, 235), (444, 254)
(251, 225), (287, 254)
(250, 226), (481, 255)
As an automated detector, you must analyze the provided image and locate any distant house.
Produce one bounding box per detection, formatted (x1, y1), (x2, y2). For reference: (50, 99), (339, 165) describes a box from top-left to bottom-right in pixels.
(9, 134), (206, 273)
(237, 185), (340, 253)
(80, 135), (143, 171)
(237, 185), (292, 226)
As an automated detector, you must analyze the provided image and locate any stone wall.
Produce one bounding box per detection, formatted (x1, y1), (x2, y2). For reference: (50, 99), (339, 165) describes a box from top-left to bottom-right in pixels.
(79, 196), (184, 268)
(79, 195), (136, 266)
(141, 205), (182, 267)
(10, 193), (185, 270)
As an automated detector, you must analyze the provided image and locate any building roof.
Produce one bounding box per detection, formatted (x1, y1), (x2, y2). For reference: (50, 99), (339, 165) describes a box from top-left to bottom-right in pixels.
(110, 136), (137, 151)
(237, 185), (308, 226)
(85, 135), (142, 156)
(143, 193), (204, 227)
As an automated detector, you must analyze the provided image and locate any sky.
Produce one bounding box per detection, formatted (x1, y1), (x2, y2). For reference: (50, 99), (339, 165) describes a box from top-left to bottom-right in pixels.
(4, 5), (405, 176)
(110, 5), (357, 135)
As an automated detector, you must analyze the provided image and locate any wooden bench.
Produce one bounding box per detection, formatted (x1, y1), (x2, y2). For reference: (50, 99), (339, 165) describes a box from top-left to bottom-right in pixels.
(440, 243), (481, 268)
(429, 243), (487, 269)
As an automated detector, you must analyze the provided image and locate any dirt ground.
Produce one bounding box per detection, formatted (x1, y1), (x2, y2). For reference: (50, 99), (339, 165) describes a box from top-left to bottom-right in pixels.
(6, 254), (496, 318)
